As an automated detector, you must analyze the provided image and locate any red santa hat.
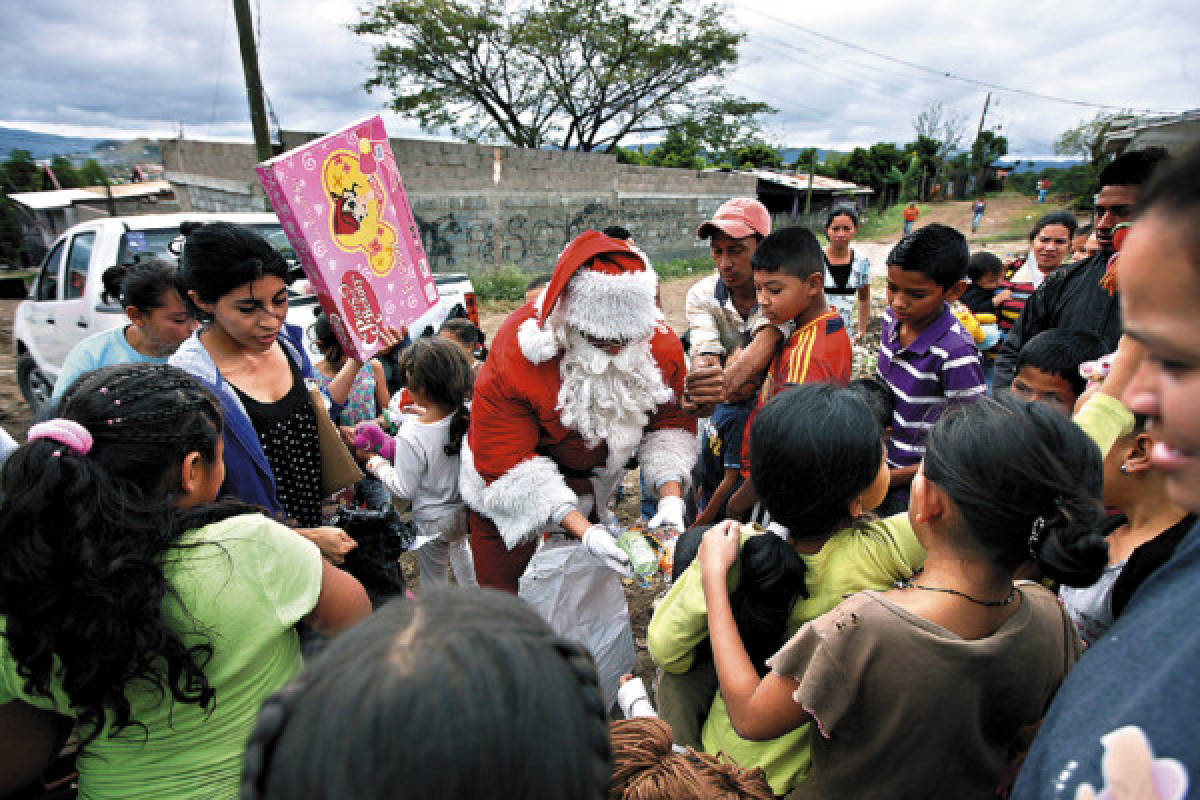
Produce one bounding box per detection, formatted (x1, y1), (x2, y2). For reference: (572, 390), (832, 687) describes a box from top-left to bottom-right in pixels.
(518, 229), (659, 363)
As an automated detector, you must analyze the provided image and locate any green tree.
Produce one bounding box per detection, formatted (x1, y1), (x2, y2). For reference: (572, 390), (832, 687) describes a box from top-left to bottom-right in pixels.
(970, 130), (1008, 192)
(643, 128), (707, 170)
(49, 156), (83, 189)
(0, 149), (42, 194)
(731, 141), (782, 169)
(1055, 111), (1124, 170)
(912, 101), (965, 188)
(77, 159), (109, 186)
(899, 153), (920, 202)
(833, 142), (905, 201)
(353, 0), (773, 151)
(0, 151), (42, 267)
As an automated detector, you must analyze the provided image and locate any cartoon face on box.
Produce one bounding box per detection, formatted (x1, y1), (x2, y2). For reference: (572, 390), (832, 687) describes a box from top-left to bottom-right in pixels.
(321, 137), (397, 278)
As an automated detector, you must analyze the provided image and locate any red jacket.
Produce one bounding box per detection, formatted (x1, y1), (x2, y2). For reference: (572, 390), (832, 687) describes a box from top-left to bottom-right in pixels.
(460, 302), (697, 549)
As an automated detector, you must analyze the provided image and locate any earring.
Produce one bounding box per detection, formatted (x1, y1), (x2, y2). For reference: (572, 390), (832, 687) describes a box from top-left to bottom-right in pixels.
(1120, 464), (1129, 475)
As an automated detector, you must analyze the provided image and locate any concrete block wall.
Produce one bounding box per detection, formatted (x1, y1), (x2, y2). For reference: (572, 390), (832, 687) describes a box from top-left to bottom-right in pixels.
(161, 135), (756, 271)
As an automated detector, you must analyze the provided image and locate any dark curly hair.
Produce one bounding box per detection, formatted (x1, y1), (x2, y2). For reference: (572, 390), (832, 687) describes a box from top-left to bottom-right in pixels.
(0, 363), (262, 745)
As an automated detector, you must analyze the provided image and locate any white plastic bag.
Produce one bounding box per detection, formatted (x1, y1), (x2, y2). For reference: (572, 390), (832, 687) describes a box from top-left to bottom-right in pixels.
(518, 535), (635, 712)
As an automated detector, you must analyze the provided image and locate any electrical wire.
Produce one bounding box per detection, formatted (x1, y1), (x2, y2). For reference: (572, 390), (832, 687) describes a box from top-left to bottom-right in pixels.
(742, 8), (1181, 115)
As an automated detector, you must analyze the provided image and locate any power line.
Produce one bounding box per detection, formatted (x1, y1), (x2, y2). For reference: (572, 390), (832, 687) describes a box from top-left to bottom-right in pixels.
(743, 9), (1180, 115)
(748, 30), (944, 113)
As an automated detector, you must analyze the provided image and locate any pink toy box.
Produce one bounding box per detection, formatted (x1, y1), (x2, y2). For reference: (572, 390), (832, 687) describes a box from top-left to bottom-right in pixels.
(256, 115), (438, 361)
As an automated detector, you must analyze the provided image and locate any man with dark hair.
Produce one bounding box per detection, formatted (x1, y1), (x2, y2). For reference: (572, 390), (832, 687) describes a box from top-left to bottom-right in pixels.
(683, 197), (778, 414)
(994, 148), (1170, 390)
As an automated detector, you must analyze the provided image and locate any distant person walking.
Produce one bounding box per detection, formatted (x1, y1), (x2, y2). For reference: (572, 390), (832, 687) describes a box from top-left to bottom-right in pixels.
(902, 202), (919, 235)
(1037, 178), (1051, 204)
(971, 197), (986, 233)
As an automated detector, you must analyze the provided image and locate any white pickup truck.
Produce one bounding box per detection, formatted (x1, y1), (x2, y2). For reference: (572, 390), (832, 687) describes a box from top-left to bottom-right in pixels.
(14, 213), (480, 414)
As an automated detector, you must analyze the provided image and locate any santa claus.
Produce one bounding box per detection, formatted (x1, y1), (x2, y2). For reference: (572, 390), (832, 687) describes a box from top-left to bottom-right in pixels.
(461, 229), (697, 592)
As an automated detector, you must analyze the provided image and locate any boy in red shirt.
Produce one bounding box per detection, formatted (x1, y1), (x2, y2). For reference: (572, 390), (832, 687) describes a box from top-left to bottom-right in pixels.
(727, 226), (853, 517)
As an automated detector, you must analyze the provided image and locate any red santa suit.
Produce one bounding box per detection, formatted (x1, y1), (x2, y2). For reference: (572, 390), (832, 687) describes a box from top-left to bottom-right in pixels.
(460, 231), (697, 592)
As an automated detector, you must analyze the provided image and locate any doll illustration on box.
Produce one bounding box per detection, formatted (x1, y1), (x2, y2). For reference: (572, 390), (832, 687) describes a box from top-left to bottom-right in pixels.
(322, 138), (398, 278)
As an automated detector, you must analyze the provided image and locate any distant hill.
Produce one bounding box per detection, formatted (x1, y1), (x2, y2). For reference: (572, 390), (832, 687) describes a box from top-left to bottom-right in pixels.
(993, 156), (1086, 174)
(779, 147), (845, 165)
(0, 126), (106, 159)
(0, 126), (160, 165)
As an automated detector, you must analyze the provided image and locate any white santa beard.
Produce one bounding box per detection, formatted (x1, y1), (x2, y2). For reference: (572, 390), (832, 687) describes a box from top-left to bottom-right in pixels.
(557, 330), (674, 459)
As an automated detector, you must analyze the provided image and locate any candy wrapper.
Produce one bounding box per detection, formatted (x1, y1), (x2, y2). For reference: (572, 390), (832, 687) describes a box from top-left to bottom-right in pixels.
(616, 522), (683, 586)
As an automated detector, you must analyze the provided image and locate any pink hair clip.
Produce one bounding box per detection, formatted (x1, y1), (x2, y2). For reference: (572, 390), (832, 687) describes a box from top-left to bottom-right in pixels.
(27, 419), (93, 457)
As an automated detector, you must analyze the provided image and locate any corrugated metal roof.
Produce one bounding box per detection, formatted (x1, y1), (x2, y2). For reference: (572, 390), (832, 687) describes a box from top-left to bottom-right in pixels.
(7, 180), (172, 210)
(717, 168), (873, 194)
(6, 188), (96, 210)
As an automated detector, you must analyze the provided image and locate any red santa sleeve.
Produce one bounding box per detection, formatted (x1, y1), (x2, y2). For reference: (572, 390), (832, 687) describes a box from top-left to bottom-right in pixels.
(639, 324), (699, 492)
(458, 323), (579, 551)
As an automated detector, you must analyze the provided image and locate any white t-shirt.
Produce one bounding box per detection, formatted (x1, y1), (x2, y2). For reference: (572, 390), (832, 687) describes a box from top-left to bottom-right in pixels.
(367, 415), (463, 530)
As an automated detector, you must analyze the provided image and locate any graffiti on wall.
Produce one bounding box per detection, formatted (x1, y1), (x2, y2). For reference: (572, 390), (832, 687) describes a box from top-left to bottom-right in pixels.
(414, 200), (697, 271)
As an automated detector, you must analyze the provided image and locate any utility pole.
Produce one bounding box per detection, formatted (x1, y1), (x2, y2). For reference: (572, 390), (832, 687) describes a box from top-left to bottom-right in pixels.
(803, 149), (816, 216)
(232, 0), (272, 164)
(974, 92), (992, 147)
(972, 92), (992, 194)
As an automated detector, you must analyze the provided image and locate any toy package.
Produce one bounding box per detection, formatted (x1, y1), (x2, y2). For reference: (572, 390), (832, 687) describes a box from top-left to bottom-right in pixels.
(256, 115), (439, 361)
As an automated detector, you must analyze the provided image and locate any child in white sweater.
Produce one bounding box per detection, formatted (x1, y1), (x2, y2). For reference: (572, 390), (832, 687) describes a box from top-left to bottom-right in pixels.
(360, 337), (477, 588)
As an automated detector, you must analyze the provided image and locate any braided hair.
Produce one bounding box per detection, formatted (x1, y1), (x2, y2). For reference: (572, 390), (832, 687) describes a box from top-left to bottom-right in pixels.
(242, 588), (611, 800)
(0, 363), (262, 746)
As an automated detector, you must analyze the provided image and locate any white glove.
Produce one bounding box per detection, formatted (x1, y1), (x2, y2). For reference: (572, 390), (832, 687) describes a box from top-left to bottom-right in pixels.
(581, 524), (632, 578)
(648, 494), (686, 531)
(617, 677), (658, 719)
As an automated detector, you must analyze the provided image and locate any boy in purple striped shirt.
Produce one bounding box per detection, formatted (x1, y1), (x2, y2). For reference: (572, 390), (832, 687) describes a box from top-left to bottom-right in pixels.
(876, 224), (986, 508)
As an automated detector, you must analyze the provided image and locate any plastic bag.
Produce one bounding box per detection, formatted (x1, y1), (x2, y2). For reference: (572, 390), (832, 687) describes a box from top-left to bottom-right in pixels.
(519, 536), (635, 712)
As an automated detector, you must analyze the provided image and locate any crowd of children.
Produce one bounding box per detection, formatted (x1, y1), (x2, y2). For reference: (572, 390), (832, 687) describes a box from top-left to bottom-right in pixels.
(1, 144), (1199, 799)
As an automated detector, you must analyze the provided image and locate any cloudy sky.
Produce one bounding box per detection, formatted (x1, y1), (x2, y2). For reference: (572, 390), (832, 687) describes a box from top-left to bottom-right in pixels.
(3, 0), (1195, 156)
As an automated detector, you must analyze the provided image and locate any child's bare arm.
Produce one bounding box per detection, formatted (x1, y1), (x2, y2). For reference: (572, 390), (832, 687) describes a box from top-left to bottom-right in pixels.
(725, 476), (758, 520)
(694, 468), (741, 527)
(699, 522), (810, 741)
(724, 326), (781, 401)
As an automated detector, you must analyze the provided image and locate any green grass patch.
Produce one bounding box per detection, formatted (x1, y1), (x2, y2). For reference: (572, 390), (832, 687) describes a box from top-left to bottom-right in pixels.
(857, 203), (920, 241)
(470, 256), (711, 312)
(468, 263), (529, 306)
(655, 255), (711, 282)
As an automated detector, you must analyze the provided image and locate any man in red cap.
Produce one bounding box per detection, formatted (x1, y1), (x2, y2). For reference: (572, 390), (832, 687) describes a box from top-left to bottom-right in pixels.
(461, 229), (697, 592)
(684, 197), (786, 413)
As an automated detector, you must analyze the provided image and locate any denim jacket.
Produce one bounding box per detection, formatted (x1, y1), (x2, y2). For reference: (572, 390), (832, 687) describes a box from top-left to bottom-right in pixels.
(170, 324), (337, 518)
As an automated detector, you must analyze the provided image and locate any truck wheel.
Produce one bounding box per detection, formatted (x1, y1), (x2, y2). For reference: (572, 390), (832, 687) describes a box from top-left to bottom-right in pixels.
(17, 353), (54, 416)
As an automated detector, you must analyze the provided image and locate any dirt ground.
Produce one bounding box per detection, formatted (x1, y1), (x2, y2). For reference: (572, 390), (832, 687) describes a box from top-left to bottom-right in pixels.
(0, 299), (33, 440)
(0, 203), (1027, 705)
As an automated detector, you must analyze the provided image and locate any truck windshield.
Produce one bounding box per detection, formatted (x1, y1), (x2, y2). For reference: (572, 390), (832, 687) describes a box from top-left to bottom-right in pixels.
(116, 224), (295, 273)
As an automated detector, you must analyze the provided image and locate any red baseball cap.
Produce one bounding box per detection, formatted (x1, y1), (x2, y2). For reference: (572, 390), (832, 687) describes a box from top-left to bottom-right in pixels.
(696, 197), (771, 240)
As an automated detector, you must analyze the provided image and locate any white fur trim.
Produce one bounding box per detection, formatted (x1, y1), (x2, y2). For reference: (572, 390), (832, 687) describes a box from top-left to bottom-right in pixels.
(459, 441), (578, 550)
(560, 267), (658, 341)
(638, 428), (698, 492)
(517, 316), (562, 364)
